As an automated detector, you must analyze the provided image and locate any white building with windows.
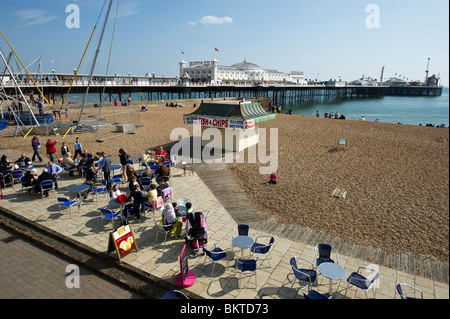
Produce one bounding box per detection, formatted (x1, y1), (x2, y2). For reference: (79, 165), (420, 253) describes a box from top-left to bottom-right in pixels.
(179, 59), (307, 86)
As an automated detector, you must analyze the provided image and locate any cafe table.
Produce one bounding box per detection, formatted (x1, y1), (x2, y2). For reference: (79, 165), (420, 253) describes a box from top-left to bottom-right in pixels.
(68, 184), (91, 211)
(318, 262), (347, 295)
(232, 235), (255, 258)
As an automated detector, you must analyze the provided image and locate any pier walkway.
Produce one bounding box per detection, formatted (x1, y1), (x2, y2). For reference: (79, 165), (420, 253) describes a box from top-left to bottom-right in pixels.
(0, 156), (448, 300)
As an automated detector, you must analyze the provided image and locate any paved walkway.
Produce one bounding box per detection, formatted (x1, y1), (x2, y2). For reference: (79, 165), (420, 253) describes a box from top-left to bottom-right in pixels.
(0, 158), (448, 299)
(0, 227), (144, 299)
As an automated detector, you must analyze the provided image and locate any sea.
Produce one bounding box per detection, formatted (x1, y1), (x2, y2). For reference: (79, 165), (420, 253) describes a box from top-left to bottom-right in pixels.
(65, 87), (449, 128)
(290, 87), (449, 127)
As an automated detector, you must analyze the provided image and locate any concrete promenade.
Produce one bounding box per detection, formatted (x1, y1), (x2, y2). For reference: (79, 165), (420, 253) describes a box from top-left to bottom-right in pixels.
(0, 157), (448, 300)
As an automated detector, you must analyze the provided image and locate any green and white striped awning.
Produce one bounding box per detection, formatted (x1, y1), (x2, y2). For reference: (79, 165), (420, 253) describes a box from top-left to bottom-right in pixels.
(183, 101), (275, 129)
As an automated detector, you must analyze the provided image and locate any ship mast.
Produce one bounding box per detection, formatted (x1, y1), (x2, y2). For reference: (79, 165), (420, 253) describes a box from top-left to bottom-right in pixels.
(77, 0), (114, 123)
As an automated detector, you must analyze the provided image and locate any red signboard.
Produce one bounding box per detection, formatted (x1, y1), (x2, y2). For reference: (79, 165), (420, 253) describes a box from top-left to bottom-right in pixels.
(108, 225), (138, 262)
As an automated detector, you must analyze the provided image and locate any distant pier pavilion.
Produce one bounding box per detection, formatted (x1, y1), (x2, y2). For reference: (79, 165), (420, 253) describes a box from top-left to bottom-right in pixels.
(1, 72), (443, 107)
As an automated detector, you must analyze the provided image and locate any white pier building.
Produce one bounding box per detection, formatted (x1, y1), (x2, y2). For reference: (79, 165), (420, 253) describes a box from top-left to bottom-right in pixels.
(179, 59), (307, 86)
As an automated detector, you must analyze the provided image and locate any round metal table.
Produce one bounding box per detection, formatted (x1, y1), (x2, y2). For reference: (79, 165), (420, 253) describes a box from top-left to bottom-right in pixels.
(318, 262), (347, 295)
(232, 236), (255, 258)
(68, 184), (91, 210)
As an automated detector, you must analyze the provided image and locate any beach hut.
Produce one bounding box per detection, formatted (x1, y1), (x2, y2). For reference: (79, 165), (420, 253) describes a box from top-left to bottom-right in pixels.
(183, 100), (276, 152)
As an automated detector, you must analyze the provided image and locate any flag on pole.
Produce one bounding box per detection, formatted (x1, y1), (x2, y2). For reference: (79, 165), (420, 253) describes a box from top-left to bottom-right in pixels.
(214, 47), (220, 52)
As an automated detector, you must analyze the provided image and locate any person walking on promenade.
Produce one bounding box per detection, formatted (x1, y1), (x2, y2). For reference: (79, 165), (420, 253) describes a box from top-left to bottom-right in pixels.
(99, 152), (112, 190)
(73, 137), (83, 159)
(31, 136), (43, 162)
(46, 139), (58, 163)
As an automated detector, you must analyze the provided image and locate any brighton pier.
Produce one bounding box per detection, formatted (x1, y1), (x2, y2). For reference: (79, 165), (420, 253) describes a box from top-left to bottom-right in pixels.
(2, 72), (443, 108)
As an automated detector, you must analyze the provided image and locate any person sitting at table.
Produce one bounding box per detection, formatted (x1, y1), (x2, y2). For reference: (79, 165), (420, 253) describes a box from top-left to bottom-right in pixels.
(15, 153), (31, 169)
(147, 184), (158, 204)
(126, 183), (144, 221)
(155, 146), (166, 159)
(0, 155), (11, 168)
(124, 163), (140, 184)
(155, 161), (169, 184)
(25, 161), (35, 172)
(76, 152), (89, 176)
(109, 184), (123, 206)
(142, 149), (152, 163)
(142, 166), (153, 179)
(163, 203), (183, 237)
(128, 175), (140, 193)
(22, 168), (37, 188)
(45, 161), (63, 190)
(35, 168), (55, 196)
(62, 152), (76, 170)
(157, 177), (169, 196)
(172, 202), (180, 217)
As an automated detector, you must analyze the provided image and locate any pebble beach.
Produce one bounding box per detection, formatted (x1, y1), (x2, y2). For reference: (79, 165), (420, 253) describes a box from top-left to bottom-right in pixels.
(1, 101), (448, 262)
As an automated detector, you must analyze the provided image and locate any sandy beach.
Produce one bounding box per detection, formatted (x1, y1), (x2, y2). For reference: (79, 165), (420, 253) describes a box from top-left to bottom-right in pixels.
(1, 101), (448, 262)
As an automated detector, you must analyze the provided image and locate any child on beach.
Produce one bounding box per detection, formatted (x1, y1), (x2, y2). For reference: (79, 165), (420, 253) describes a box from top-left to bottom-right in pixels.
(266, 172), (277, 185)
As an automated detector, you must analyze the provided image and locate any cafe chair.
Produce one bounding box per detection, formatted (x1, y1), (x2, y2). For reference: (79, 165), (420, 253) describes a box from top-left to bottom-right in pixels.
(302, 285), (332, 299)
(100, 208), (121, 230)
(251, 236), (274, 267)
(40, 180), (55, 198)
(346, 266), (380, 298)
(11, 170), (23, 188)
(154, 221), (176, 245)
(290, 257), (318, 289)
(92, 181), (107, 202)
(236, 258), (259, 289)
(396, 283), (424, 300)
(162, 290), (189, 299)
(232, 224), (252, 239)
(315, 244), (339, 267)
(170, 155), (178, 167)
(110, 174), (122, 184)
(57, 197), (78, 218)
(140, 177), (152, 191)
(203, 243), (229, 276)
(0, 172), (13, 188)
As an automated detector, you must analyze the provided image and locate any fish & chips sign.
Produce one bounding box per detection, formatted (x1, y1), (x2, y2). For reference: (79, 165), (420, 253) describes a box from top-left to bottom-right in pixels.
(185, 116), (255, 130)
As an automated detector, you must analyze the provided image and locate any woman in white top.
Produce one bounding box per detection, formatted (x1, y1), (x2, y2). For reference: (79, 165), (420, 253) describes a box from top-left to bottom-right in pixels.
(109, 184), (122, 207)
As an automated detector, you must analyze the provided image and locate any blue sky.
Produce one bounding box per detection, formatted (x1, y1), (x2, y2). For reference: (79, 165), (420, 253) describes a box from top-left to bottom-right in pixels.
(0, 0), (448, 85)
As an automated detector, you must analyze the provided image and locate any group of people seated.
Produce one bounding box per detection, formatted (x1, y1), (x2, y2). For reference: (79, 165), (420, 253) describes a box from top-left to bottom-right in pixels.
(322, 110), (346, 119)
(0, 152), (64, 197)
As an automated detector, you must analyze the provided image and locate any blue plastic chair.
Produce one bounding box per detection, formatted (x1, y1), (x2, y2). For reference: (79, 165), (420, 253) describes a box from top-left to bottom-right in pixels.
(92, 181), (107, 202)
(140, 176), (151, 190)
(11, 170), (23, 187)
(396, 283), (424, 299)
(251, 236), (274, 267)
(315, 244), (339, 267)
(162, 290), (189, 299)
(346, 266), (380, 298)
(203, 243), (229, 276)
(40, 180), (55, 198)
(232, 224), (252, 238)
(236, 258), (258, 288)
(290, 257), (318, 288)
(57, 197), (78, 218)
(100, 208), (121, 229)
(302, 285), (332, 299)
